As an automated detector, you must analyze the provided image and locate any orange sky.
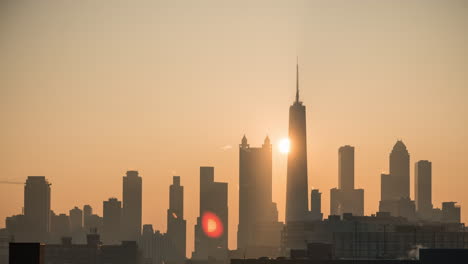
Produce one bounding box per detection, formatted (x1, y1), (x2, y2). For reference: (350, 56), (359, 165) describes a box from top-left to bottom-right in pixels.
(1, 0), (467, 256)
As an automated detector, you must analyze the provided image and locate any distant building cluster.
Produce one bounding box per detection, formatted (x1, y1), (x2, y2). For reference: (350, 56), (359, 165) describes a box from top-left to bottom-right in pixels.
(1, 65), (465, 264)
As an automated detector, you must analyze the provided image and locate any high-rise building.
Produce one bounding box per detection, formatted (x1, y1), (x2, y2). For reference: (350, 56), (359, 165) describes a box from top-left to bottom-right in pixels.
(330, 146), (364, 216)
(69, 207), (83, 232)
(192, 167), (228, 261)
(24, 176), (51, 242)
(83, 205), (92, 231)
(238, 136), (279, 247)
(338, 145), (354, 190)
(379, 141), (415, 220)
(442, 202), (461, 223)
(50, 212), (70, 241)
(286, 63), (309, 223)
(122, 170), (142, 242)
(309, 189), (323, 220)
(389, 140), (410, 199)
(103, 198), (122, 245)
(141, 224), (154, 263)
(166, 176), (186, 264)
(415, 160), (433, 220)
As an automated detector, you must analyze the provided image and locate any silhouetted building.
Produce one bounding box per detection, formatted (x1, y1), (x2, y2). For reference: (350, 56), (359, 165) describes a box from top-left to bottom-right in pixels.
(141, 225), (154, 264)
(122, 170), (142, 242)
(166, 176), (187, 264)
(381, 141), (410, 201)
(380, 141), (415, 219)
(43, 233), (139, 264)
(192, 167), (228, 261)
(103, 198), (122, 245)
(69, 207), (83, 232)
(330, 146), (364, 216)
(309, 189), (323, 220)
(442, 202), (461, 223)
(415, 161), (432, 220)
(9, 243), (44, 264)
(24, 176), (51, 242)
(69, 206), (85, 243)
(50, 212), (70, 243)
(5, 215), (26, 242)
(379, 198), (416, 221)
(238, 135), (281, 257)
(286, 63), (309, 223)
(83, 205), (92, 230)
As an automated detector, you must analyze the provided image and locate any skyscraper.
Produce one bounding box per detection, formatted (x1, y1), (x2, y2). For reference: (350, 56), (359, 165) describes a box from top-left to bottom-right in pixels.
(237, 136), (282, 257)
(330, 146), (364, 216)
(83, 205), (92, 231)
(379, 141), (415, 220)
(103, 198), (122, 244)
(69, 206), (83, 232)
(166, 176), (187, 264)
(122, 170), (142, 242)
(24, 176), (51, 242)
(415, 160), (432, 220)
(192, 167), (228, 260)
(389, 140), (410, 199)
(339, 145), (354, 191)
(286, 63), (309, 223)
(310, 189), (323, 220)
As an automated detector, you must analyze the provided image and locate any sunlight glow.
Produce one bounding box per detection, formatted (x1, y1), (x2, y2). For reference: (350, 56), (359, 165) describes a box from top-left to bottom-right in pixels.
(279, 138), (291, 154)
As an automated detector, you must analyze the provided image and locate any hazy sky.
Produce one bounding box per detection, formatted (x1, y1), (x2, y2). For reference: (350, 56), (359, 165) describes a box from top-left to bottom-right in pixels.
(1, 0), (467, 255)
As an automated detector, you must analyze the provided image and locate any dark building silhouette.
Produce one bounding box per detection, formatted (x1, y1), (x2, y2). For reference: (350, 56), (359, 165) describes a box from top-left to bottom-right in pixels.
(166, 176), (187, 264)
(82, 205), (103, 235)
(379, 141), (415, 219)
(442, 202), (461, 223)
(330, 146), (364, 216)
(50, 212), (70, 243)
(309, 189), (323, 220)
(24, 176), (51, 242)
(69, 207), (83, 232)
(83, 205), (93, 231)
(140, 224), (154, 264)
(286, 63), (309, 223)
(415, 160), (433, 220)
(192, 167), (228, 261)
(237, 136), (282, 257)
(42, 233), (138, 264)
(122, 170), (142, 242)
(9, 243), (44, 264)
(103, 198), (122, 245)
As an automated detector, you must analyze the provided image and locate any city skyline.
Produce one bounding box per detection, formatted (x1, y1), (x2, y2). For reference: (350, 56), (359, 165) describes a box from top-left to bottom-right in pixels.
(1, 0), (468, 258)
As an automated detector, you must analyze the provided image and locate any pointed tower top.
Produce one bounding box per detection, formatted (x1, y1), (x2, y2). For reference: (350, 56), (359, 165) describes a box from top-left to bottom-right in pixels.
(296, 57), (300, 103)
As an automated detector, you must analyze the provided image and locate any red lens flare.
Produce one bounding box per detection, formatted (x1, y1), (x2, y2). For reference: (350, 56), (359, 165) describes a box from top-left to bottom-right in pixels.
(201, 211), (223, 238)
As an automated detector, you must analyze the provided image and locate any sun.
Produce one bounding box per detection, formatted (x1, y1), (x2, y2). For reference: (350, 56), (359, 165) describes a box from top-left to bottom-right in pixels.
(278, 138), (291, 154)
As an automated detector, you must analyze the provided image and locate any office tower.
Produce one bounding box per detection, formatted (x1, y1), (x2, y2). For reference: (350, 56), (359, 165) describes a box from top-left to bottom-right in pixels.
(122, 170), (142, 242)
(83, 205), (92, 231)
(238, 136), (280, 252)
(192, 167), (228, 260)
(330, 146), (364, 216)
(415, 160), (433, 220)
(338, 145), (354, 190)
(309, 189), (323, 220)
(286, 63), (309, 223)
(103, 198), (122, 244)
(166, 176), (187, 264)
(24, 176), (51, 242)
(51, 212), (70, 241)
(379, 141), (415, 220)
(390, 140), (410, 199)
(141, 224), (154, 263)
(442, 202), (461, 223)
(69, 207), (83, 232)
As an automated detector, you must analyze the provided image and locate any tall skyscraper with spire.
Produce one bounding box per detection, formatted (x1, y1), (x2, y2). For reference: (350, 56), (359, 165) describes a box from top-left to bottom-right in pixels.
(166, 176), (187, 264)
(285, 62), (309, 223)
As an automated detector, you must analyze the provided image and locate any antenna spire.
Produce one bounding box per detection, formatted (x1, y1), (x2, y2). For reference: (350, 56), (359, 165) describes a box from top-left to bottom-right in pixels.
(295, 57), (299, 103)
